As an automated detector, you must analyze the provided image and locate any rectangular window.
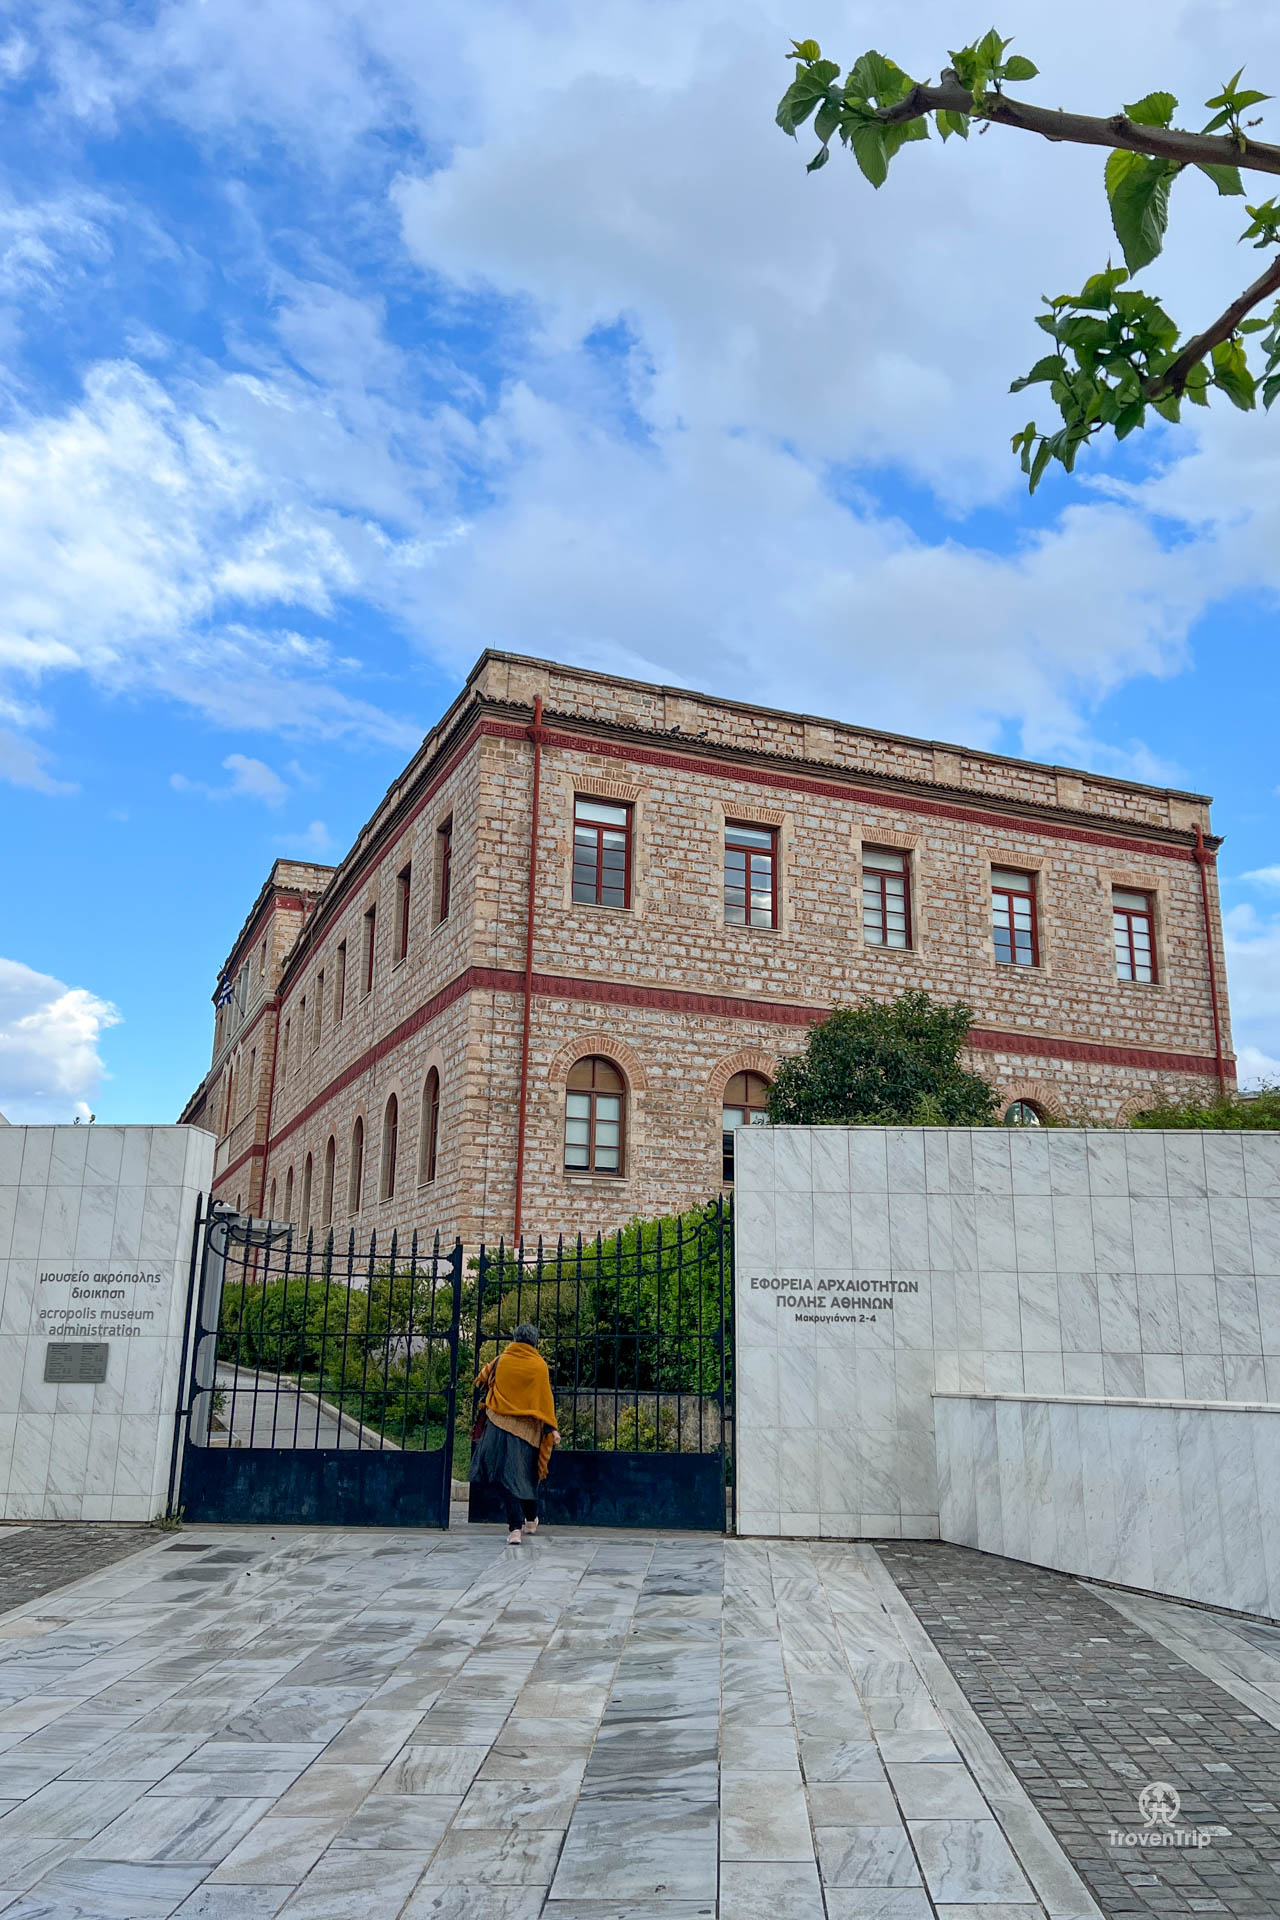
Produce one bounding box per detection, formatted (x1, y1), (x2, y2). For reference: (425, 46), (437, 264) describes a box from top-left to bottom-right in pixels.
(313, 973), (324, 1048)
(992, 867), (1038, 967)
(259, 937), (268, 979)
(1114, 887), (1156, 982)
(396, 864), (411, 963)
(334, 942), (347, 1021)
(437, 819), (453, 923)
(862, 847), (911, 948)
(363, 906), (376, 994)
(572, 798), (631, 908)
(280, 1019), (290, 1085)
(724, 823), (777, 929)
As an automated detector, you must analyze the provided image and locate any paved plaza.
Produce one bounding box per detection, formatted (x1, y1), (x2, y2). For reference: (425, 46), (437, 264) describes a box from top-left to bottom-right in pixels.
(1, 1525), (1280, 1918)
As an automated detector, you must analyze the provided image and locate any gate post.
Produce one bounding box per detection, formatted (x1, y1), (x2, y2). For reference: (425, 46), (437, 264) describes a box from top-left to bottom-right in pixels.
(442, 1239), (466, 1525)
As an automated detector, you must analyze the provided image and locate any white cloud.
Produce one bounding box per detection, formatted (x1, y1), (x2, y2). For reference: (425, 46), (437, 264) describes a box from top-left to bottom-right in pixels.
(4, 0), (1280, 782)
(1224, 902), (1280, 1086)
(0, 957), (120, 1123)
(0, 727), (76, 794)
(1241, 866), (1280, 888)
(0, 359), (428, 779)
(171, 753), (289, 806)
(282, 819), (336, 857)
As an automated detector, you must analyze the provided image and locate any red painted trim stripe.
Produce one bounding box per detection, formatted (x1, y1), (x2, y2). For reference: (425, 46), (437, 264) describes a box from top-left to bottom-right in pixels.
(490, 721), (1205, 866)
(212, 1141), (266, 1192)
(262, 963), (1228, 1162)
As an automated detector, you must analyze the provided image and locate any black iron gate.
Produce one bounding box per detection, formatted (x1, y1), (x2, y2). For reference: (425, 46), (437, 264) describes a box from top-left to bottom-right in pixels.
(173, 1197), (734, 1531)
(468, 1198), (733, 1531)
(175, 1204), (464, 1528)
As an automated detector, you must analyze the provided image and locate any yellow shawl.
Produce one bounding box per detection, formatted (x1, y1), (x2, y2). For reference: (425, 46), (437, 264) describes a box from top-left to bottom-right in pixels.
(478, 1343), (559, 1481)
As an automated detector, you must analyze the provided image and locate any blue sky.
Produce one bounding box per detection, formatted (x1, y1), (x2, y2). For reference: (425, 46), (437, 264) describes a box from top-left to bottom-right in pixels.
(2, 0), (1279, 1122)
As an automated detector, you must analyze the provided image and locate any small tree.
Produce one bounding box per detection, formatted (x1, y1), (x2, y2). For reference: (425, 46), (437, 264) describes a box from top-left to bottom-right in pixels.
(767, 991), (999, 1127)
(1132, 1084), (1280, 1130)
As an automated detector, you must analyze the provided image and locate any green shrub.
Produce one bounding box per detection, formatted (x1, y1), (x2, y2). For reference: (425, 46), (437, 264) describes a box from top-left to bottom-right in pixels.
(766, 991), (999, 1127)
(1132, 1085), (1280, 1130)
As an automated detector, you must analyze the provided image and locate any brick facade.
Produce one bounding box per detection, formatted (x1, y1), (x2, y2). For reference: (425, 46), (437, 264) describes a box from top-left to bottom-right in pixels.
(180, 652), (1234, 1244)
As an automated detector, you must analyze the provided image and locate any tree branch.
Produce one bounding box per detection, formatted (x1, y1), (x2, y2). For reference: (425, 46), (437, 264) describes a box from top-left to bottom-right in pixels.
(1147, 250), (1280, 395)
(881, 69), (1280, 179)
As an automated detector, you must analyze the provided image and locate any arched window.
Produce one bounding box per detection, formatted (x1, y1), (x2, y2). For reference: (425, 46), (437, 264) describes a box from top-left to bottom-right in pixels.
(1004, 1099), (1045, 1127)
(420, 1069), (440, 1184)
(722, 1071), (771, 1183)
(301, 1153), (313, 1233)
(381, 1095), (399, 1201)
(349, 1117), (364, 1214)
(268, 1177), (277, 1219)
(284, 1166), (294, 1221)
(322, 1136), (335, 1228)
(565, 1057), (626, 1175)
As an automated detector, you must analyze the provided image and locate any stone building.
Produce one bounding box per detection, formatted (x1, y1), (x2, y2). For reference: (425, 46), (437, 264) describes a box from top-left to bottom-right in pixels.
(180, 651), (1234, 1245)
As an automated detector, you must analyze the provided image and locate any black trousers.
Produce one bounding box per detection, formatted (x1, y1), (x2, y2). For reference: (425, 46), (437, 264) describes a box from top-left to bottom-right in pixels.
(502, 1490), (538, 1530)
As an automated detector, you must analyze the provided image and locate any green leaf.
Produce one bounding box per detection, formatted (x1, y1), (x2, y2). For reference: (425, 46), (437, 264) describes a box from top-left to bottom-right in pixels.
(850, 119), (889, 187)
(1001, 54), (1038, 81)
(847, 49), (912, 105)
(1230, 88), (1272, 111)
(1028, 439), (1053, 491)
(1105, 150), (1179, 271)
(1124, 91), (1177, 128)
(974, 28), (1009, 71)
(1183, 361), (1212, 405)
(1262, 370), (1280, 409)
(1212, 335), (1257, 410)
(788, 39), (822, 61)
(1076, 265), (1130, 307)
(776, 79), (820, 135)
(1009, 353), (1067, 391)
(1196, 161), (1245, 195)
(1151, 390), (1182, 422)
(805, 144), (830, 172)
(937, 108), (970, 140)
(813, 98), (841, 142)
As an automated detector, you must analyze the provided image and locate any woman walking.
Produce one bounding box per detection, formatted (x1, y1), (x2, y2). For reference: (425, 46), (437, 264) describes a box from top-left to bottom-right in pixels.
(469, 1323), (560, 1544)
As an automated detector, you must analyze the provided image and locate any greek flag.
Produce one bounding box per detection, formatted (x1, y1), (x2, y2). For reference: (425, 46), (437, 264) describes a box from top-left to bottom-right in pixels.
(214, 975), (234, 1008)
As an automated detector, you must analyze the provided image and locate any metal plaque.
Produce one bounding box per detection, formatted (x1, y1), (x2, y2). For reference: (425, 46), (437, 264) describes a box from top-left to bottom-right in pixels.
(43, 1342), (110, 1385)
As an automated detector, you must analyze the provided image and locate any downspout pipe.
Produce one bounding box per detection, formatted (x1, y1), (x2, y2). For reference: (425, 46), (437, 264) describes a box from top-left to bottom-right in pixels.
(1193, 823), (1229, 1096)
(513, 695), (545, 1244)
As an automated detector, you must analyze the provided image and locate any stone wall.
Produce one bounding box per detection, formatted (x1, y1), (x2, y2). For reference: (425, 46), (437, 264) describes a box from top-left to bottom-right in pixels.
(732, 1124), (1280, 1541)
(0, 1125), (214, 1521)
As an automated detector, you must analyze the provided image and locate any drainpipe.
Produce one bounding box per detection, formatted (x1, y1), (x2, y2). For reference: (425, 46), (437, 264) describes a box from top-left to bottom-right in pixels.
(1193, 823), (1229, 1096)
(513, 695), (545, 1243)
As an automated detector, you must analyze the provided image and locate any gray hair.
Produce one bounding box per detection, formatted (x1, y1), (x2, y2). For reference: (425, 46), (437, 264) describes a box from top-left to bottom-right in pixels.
(512, 1322), (540, 1347)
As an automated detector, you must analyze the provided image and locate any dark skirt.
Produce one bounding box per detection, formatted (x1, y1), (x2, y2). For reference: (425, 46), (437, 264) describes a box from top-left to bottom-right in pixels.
(468, 1419), (539, 1502)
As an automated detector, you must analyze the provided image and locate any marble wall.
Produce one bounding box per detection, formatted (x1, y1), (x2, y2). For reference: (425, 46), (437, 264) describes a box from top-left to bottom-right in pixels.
(0, 1125), (215, 1521)
(937, 1390), (1280, 1616)
(732, 1125), (1280, 1540)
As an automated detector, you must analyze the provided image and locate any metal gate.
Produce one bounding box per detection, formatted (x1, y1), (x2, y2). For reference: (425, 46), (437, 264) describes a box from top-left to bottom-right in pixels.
(175, 1204), (464, 1528)
(468, 1198), (733, 1530)
(173, 1197), (733, 1531)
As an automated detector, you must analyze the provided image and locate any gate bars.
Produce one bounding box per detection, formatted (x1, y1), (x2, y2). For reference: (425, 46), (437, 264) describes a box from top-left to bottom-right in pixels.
(471, 1197), (734, 1529)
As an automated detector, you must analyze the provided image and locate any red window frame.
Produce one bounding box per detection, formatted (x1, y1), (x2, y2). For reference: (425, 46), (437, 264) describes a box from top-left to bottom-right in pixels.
(564, 1056), (626, 1175)
(436, 819), (452, 923)
(349, 1117), (364, 1213)
(313, 974), (323, 1048)
(862, 847), (911, 949)
(363, 905), (376, 993)
(334, 942), (346, 1021)
(991, 869), (1039, 968)
(396, 864), (412, 963)
(1114, 888), (1157, 983)
(724, 823), (778, 929)
(572, 797), (632, 909)
(721, 1071), (771, 1183)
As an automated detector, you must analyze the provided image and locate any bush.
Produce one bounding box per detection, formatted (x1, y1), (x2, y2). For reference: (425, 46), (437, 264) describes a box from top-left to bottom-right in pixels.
(1131, 1085), (1280, 1130)
(767, 991), (999, 1127)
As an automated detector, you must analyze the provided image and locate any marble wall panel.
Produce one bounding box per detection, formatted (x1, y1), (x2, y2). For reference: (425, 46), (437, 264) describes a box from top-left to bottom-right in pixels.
(0, 1125), (214, 1520)
(734, 1126), (1280, 1546)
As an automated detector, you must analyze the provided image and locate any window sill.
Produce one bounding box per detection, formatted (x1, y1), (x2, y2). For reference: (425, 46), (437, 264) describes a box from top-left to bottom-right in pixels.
(860, 940), (918, 957)
(564, 1171), (627, 1185)
(566, 900), (635, 917)
(725, 922), (781, 936)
